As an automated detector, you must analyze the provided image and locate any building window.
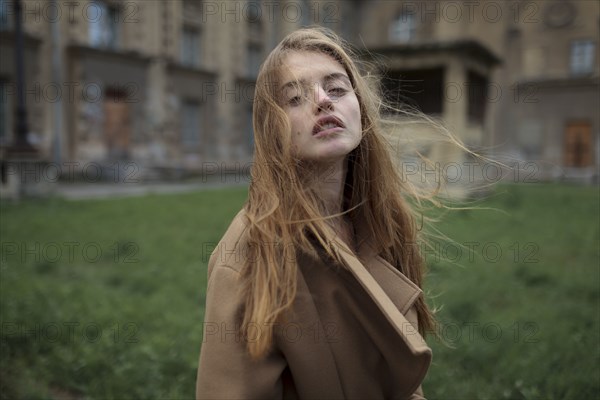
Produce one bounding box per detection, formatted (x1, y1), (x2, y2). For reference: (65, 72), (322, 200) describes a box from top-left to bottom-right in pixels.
(248, 19), (262, 38)
(245, 103), (254, 153)
(89, 1), (120, 49)
(389, 13), (416, 43)
(181, 26), (200, 67)
(382, 68), (444, 115)
(0, 80), (9, 142)
(467, 70), (489, 124)
(247, 0), (262, 24)
(0, 0), (12, 31)
(181, 100), (201, 147)
(246, 0), (262, 77)
(301, 0), (311, 26)
(570, 40), (596, 76)
(247, 43), (262, 77)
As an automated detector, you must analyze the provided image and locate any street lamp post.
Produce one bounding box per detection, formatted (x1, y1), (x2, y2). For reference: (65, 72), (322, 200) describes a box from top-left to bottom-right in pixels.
(11, 0), (35, 153)
(2, 0), (39, 199)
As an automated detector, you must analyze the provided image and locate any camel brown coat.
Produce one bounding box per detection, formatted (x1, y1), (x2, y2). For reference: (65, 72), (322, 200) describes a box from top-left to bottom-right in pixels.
(196, 210), (432, 399)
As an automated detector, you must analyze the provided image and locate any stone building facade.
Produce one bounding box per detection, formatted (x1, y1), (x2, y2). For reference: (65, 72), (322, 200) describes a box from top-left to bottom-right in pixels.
(0, 0), (598, 189)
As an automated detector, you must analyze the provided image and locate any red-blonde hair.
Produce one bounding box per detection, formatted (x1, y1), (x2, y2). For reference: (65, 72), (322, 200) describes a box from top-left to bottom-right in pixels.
(242, 27), (437, 359)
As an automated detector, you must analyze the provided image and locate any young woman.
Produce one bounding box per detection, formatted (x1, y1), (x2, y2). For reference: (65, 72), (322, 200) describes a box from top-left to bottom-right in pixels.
(196, 27), (435, 399)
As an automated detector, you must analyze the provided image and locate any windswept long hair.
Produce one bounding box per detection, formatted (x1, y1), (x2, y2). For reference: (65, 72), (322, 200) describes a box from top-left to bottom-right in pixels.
(242, 27), (437, 359)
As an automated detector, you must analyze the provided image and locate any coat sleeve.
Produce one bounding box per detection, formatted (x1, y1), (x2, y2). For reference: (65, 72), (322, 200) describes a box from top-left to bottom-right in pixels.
(196, 264), (288, 400)
(409, 385), (426, 399)
(405, 305), (428, 400)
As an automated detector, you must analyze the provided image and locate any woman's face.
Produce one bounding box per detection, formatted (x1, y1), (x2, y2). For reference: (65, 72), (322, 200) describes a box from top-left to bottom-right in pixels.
(279, 51), (362, 163)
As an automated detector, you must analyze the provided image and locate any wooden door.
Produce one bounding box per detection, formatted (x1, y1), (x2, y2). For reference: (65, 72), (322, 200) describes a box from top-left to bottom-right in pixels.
(564, 121), (593, 167)
(104, 89), (131, 160)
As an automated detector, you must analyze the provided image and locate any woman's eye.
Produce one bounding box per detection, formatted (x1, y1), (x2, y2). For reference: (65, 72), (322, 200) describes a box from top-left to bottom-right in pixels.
(288, 96), (302, 105)
(328, 87), (347, 97)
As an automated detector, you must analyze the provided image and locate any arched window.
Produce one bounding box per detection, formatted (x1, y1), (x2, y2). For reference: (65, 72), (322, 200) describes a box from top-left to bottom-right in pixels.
(89, 1), (120, 49)
(570, 39), (596, 76)
(389, 12), (416, 43)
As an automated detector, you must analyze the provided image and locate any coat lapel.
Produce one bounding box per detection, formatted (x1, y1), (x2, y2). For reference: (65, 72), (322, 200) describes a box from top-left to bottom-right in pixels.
(327, 224), (431, 357)
(278, 262), (346, 399)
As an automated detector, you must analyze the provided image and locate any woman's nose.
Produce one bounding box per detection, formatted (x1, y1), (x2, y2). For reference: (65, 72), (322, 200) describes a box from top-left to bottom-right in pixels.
(313, 85), (333, 113)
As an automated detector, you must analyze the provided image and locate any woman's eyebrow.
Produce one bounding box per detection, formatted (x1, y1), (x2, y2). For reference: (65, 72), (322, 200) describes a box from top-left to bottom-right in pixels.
(323, 72), (351, 85)
(280, 79), (306, 94)
(280, 72), (351, 94)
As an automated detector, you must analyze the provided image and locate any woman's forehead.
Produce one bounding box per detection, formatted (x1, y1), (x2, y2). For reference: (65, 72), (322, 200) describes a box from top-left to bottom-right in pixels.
(279, 51), (348, 88)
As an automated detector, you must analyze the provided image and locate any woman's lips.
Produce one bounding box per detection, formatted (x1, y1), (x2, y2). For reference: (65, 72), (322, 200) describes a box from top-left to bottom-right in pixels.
(313, 126), (344, 138)
(312, 115), (345, 136)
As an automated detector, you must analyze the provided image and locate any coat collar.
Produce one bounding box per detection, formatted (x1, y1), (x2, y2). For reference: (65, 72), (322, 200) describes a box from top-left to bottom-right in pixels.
(325, 217), (432, 358)
(234, 208), (431, 357)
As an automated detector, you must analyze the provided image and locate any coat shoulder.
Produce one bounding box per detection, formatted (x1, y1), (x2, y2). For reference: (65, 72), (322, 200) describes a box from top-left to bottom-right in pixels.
(370, 255), (423, 315)
(207, 209), (251, 278)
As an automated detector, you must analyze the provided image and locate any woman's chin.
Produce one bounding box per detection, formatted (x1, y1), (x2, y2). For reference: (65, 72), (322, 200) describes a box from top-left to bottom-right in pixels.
(300, 139), (360, 162)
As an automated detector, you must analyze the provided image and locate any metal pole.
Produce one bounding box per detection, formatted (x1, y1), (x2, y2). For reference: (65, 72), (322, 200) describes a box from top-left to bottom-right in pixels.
(12, 0), (34, 152)
(51, 0), (62, 163)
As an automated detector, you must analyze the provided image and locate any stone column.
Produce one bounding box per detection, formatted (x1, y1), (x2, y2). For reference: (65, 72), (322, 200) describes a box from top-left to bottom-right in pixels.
(437, 57), (469, 198)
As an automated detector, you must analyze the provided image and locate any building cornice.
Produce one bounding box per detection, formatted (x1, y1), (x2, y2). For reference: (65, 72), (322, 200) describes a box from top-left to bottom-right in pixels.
(67, 44), (152, 66)
(516, 76), (600, 88)
(0, 30), (42, 48)
(166, 62), (217, 80)
(363, 39), (502, 67)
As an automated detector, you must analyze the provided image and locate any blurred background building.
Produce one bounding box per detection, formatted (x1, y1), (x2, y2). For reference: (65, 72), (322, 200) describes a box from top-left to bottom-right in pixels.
(0, 0), (598, 194)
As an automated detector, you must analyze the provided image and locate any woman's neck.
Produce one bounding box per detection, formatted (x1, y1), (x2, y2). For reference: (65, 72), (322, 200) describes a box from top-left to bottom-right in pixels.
(306, 157), (356, 251)
(309, 158), (347, 216)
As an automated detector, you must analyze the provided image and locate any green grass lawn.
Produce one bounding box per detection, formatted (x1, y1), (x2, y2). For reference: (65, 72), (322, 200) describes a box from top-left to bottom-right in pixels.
(0, 183), (598, 399)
